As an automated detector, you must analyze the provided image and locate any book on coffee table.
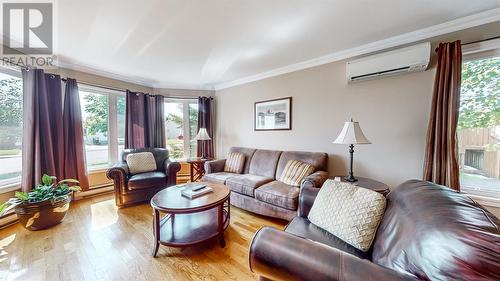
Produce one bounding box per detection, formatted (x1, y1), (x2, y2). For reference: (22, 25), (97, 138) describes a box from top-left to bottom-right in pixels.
(180, 184), (213, 199)
(177, 182), (206, 191)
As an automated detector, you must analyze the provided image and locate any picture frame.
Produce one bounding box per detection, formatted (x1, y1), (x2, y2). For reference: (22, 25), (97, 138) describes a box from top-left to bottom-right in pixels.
(254, 97), (292, 131)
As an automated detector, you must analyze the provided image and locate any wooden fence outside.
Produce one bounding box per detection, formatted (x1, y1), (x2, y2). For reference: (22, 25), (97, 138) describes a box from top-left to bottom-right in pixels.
(457, 126), (500, 179)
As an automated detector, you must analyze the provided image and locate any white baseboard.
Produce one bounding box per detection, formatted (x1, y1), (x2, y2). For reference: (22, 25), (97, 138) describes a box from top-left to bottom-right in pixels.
(74, 185), (114, 200)
(0, 213), (17, 229)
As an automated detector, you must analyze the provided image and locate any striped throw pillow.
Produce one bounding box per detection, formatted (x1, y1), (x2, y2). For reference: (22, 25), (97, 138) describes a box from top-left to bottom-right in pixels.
(279, 160), (315, 186)
(224, 152), (245, 174)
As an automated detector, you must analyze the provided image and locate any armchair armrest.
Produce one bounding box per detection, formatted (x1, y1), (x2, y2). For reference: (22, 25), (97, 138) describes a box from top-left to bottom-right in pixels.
(204, 159), (226, 174)
(107, 161), (129, 193)
(164, 159), (181, 186)
(298, 186), (320, 218)
(301, 170), (329, 189)
(249, 227), (418, 281)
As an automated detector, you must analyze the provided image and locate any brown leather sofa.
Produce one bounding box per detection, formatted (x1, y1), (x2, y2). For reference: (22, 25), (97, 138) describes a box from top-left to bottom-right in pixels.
(249, 180), (500, 281)
(203, 147), (328, 220)
(106, 148), (181, 208)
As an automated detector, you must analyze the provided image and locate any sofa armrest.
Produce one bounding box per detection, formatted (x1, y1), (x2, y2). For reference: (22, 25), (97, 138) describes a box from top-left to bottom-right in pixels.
(164, 159), (181, 186)
(249, 227), (418, 281)
(107, 162), (129, 192)
(298, 186), (320, 218)
(204, 159), (226, 174)
(301, 170), (329, 189)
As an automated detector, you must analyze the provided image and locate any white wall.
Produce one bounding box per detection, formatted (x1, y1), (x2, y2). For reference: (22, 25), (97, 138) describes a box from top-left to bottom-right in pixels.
(215, 59), (435, 188)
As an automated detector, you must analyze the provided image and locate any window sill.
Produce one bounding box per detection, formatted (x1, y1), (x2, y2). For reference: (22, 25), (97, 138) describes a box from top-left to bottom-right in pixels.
(466, 193), (500, 208)
(0, 182), (21, 194)
(88, 168), (109, 174)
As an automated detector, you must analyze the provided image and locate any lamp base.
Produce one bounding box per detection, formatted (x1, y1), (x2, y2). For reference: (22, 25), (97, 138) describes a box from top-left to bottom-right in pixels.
(344, 175), (358, 182)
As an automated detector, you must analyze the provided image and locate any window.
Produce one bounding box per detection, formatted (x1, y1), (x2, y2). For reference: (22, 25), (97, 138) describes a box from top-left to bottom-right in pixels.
(458, 55), (500, 198)
(79, 86), (126, 171)
(165, 99), (198, 160)
(0, 70), (22, 188)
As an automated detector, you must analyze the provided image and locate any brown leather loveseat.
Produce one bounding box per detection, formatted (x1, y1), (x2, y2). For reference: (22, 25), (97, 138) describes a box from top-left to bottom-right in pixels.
(249, 180), (500, 281)
(106, 148), (181, 208)
(203, 147), (329, 220)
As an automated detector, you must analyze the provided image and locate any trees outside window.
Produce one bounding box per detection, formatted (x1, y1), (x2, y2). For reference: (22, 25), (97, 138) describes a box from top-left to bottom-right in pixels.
(79, 87), (126, 171)
(165, 99), (198, 160)
(81, 91), (110, 170)
(458, 56), (500, 198)
(0, 72), (22, 187)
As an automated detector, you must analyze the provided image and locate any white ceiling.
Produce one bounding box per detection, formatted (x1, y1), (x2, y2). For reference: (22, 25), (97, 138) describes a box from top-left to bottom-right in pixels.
(56, 0), (500, 90)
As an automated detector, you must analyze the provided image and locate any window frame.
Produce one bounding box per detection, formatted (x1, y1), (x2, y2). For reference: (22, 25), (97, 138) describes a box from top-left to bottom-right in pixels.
(458, 41), (500, 202)
(78, 84), (126, 171)
(164, 98), (199, 160)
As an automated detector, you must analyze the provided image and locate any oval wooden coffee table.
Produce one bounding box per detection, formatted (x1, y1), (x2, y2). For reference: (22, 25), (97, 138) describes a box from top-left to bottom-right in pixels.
(150, 182), (230, 257)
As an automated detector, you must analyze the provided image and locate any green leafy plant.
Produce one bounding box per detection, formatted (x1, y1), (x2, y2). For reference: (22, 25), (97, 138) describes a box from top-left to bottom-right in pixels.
(0, 174), (81, 215)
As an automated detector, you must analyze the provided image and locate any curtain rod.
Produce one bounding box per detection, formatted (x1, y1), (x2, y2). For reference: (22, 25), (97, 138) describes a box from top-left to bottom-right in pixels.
(61, 78), (128, 92)
(165, 96), (213, 100)
(461, 36), (500, 46)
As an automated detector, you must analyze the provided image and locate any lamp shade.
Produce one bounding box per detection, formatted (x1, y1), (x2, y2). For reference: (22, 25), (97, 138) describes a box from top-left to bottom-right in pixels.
(194, 128), (212, 141)
(333, 121), (371, 145)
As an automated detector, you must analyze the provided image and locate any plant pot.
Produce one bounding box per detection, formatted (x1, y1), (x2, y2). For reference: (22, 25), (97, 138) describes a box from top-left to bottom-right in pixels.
(14, 194), (72, 231)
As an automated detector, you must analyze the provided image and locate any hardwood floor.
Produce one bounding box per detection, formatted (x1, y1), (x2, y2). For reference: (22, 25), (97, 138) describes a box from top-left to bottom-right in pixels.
(0, 193), (286, 281)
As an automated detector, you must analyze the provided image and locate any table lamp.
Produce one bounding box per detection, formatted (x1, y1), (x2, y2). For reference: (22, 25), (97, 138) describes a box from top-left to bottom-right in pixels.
(194, 127), (212, 159)
(333, 119), (371, 182)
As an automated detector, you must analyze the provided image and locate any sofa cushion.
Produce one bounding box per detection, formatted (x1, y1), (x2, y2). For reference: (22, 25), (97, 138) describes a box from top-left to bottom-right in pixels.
(202, 172), (238, 184)
(226, 174), (273, 197)
(279, 160), (314, 186)
(248, 149), (282, 178)
(229, 147), (256, 174)
(285, 216), (371, 260)
(128, 171), (166, 190)
(126, 152), (157, 175)
(308, 180), (386, 252)
(255, 181), (300, 210)
(275, 150), (327, 179)
(224, 152), (245, 174)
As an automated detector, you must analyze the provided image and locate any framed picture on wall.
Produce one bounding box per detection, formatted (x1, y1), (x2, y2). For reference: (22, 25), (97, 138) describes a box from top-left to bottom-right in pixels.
(254, 97), (292, 131)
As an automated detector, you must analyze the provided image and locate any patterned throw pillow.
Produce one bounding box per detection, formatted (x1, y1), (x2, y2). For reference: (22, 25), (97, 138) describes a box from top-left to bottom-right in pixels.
(279, 160), (315, 186)
(126, 152), (157, 175)
(308, 180), (386, 251)
(224, 152), (245, 174)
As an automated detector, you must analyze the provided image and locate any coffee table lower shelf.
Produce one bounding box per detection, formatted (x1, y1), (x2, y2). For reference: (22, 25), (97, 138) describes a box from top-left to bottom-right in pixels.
(152, 207), (229, 256)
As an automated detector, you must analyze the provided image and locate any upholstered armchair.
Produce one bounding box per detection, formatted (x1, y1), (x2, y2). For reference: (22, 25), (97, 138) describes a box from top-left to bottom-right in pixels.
(106, 148), (181, 208)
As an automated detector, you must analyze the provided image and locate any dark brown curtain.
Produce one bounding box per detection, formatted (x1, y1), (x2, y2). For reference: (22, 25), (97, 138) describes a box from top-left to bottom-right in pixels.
(21, 69), (64, 191)
(62, 78), (89, 190)
(125, 90), (165, 149)
(423, 41), (462, 191)
(145, 95), (165, 148)
(197, 96), (214, 159)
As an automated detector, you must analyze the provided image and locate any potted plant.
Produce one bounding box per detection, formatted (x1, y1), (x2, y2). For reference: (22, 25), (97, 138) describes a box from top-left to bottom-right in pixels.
(0, 174), (81, 230)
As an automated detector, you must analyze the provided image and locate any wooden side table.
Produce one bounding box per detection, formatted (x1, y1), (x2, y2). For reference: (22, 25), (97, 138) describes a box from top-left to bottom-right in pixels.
(186, 158), (211, 182)
(332, 176), (390, 196)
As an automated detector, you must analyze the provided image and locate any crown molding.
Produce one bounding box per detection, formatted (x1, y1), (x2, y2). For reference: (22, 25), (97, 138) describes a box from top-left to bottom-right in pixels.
(213, 8), (500, 91)
(151, 81), (215, 91)
(56, 59), (158, 89)
(56, 59), (215, 91)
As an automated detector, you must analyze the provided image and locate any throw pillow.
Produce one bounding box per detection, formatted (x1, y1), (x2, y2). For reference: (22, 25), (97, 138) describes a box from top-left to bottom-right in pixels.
(126, 152), (157, 175)
(224, 152), (245, 174)
(308, 180), (386, 251)
(279, 160), (315, 186)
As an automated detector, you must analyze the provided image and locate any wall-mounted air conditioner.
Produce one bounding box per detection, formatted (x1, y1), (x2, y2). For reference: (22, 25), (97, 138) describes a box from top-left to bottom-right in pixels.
(346, 42), (430, 82)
